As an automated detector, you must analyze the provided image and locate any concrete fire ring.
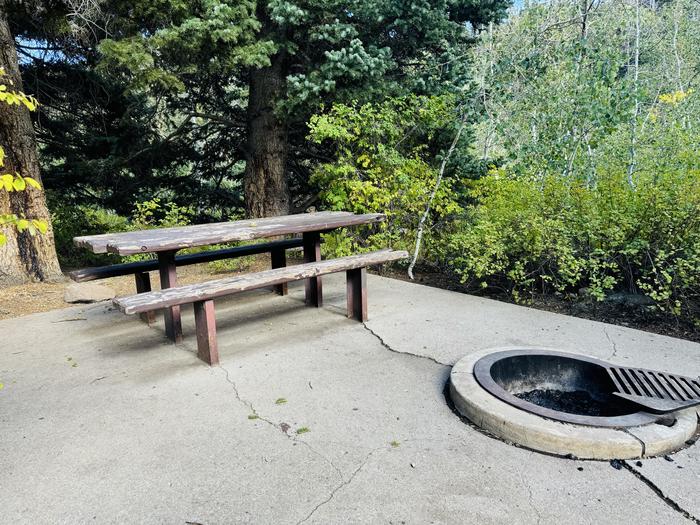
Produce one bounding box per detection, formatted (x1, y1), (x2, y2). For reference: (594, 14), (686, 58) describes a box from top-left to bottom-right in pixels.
(450, 347), (699, 460)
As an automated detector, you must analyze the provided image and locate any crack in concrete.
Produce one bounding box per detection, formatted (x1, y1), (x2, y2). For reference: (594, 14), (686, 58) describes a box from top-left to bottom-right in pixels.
(517, 454), (543, 525)
(217, 364), (344, 483)
(362, 323), (450, 367)
(603, 327), (619, 361)
(622, 460), (699, 524)
(621, 428), (647, 458)
(296, 448), (381, 525)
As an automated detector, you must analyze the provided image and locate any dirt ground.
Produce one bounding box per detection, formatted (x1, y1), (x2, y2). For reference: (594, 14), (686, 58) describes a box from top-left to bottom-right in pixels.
(0, 256), (271, 321)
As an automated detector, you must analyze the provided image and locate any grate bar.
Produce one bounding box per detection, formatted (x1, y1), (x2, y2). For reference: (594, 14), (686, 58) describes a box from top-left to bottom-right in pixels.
(620, 368), (643, 396)
(660, 373), (686, 401)
(607, 365), (700, 414)
(611, 367), (635, 395)
(670, 375), (693, 400)
(607, 368), (627, 394)
(648, 371), (674, 400)
(683, 378), (700, 397)
(638, 370), (662, 398)
(629, 370), (653, 397)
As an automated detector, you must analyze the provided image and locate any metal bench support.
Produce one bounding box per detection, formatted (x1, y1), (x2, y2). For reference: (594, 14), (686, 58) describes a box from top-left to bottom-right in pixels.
(346, 268), (367, 322)
(194, 300), (219, 365)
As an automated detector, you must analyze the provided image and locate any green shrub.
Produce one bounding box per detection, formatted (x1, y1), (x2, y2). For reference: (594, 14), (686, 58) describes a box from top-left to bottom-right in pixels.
(447, 161), (700, 318)
(50, 196), (130, 268)
(50, 196), (193, 268)
(308, 95), (462, 257)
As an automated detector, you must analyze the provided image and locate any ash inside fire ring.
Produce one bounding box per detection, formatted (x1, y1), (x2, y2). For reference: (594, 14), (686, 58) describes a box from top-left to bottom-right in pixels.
(514, 389), (621, 417)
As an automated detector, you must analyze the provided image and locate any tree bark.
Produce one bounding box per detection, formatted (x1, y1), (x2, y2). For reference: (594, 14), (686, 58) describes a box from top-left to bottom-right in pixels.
(244, 51), (290, 218)
(0, 8), (62, 285)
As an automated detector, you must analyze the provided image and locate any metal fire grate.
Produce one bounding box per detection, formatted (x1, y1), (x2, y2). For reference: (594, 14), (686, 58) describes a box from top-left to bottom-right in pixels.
(607, 366), (700, 414)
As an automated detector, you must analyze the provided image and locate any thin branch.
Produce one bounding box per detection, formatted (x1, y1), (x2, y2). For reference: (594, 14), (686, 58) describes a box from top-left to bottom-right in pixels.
(407, 115), (466, 280)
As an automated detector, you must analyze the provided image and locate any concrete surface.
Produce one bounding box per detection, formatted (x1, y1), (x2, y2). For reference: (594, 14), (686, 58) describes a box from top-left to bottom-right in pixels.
(1, 273), (699, 524)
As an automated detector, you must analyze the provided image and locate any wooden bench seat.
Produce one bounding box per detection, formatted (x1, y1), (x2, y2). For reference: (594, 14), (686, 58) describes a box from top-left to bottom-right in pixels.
(113, 249), (408, 365)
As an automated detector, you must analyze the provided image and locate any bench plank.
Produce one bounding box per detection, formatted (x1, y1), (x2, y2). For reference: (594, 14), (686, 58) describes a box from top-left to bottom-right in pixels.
(114, 249), (408, 314)
(75, 211), (384, 256)
(69, 238), (306, 282)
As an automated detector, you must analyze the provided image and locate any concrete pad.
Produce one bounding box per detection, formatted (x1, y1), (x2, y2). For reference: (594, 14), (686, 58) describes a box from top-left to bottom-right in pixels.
(0, 274), (698, 523)
(363, 275), (700, 373)
(635, 440), (700, 518)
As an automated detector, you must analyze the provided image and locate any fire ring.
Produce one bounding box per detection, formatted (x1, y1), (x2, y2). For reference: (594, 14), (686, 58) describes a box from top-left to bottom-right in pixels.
(450, 347), (699, 460)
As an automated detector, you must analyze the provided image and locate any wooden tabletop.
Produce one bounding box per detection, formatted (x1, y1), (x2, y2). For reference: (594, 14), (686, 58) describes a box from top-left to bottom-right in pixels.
(74, 211), (385, 256)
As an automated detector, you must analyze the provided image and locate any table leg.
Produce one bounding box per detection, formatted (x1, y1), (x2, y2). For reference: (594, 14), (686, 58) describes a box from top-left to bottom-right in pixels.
(346, 268), (367, 322)
(303, 232), (323, 307)
(134, 272), (156, 325)
(194, 300), (219, 365)
(270, 247), (288, 296)
(158, 250), (182, 343)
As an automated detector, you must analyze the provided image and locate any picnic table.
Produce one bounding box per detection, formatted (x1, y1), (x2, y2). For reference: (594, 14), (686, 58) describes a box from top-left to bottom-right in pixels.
(74, 211), (385, 344)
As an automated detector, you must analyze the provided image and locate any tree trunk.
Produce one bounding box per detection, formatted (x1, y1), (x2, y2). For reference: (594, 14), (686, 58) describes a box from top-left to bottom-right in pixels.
(0, 8), (62, 285)
(244, 51), (290, 218)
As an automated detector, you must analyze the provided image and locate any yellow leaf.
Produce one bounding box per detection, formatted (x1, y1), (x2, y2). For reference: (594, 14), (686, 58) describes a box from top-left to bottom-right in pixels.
(16, 219), (29, 231)
(12, 176), (25, 191)
(32, 219), (48, 234)
(1, 174), (14, 191)
(24, 177), (41, 189)
(0, 232), (6, 245)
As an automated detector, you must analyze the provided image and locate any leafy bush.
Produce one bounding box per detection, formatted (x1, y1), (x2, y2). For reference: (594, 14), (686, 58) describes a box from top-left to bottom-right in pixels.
(50, 197), (130, 268)
(51, 197), (193, 268)
(452, 1), (700, 325)
(448, 125), (700, 318)
(308, 95), (462, 257)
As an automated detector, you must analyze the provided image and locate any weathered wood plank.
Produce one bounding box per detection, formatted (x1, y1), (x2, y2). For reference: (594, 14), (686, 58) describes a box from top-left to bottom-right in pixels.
(270, 247), (287, 296)
(114, 249), (408, 314)
(346, 268), (367, 322)
(69, 238), (306, 282)
(75, 211), (384, 256)
(158, 250), (182, 343)
(134, 272), (156, 325)
(194, 300), (219, 365)
(303, 231), (322, 307)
